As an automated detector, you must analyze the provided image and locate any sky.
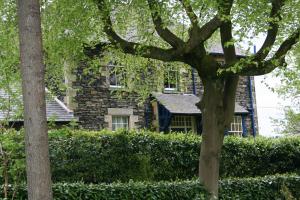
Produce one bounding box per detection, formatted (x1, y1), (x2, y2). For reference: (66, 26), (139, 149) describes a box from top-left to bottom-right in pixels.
(254, 74), (289, 137)
(250, 37), (291, 137)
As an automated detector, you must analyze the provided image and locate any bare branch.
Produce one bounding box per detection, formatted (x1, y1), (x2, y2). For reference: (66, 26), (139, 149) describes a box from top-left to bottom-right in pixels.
(147, 0), (184, 48)
(93, 0), (183, 62)
(254, 0), (285, 61)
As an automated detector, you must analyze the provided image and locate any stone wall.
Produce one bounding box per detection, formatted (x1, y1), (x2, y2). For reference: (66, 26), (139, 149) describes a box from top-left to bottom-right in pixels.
(71, 62), (258, 136)
(72, 64), (147, 130)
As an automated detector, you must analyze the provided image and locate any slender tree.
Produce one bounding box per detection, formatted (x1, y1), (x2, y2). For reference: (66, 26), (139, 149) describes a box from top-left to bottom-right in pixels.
(90, 0), (300, 198)
(17, 0), (53, 199)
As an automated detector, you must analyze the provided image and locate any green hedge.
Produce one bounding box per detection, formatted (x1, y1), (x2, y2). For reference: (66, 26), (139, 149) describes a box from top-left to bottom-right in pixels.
(1, 175), (300, 200)
(1, 129), (300, 183)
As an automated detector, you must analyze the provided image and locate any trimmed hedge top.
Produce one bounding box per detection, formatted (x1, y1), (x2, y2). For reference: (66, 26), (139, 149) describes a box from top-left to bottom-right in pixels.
(2, 174), (300, 200)
(1, 129), (300, 183)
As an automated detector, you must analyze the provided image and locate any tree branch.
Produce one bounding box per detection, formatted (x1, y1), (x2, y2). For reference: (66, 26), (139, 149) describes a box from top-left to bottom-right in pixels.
(223, 76), (239, 126)
(219, 0), (236, 64)
(274, 27), (300, 59)
(178, 0), (198, 27)
(254, 0), (285, 61)
(179, 1), (222, 54)
(92, 0), (182, 62)
(185, 16), (222, 53)
(232, 27), (300, 76)
(147, 0), (184, 48)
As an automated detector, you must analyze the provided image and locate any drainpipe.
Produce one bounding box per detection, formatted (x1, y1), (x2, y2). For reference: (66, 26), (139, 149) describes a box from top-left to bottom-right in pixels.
(191, 68), (196, 95)
(248, 45), (257, 137)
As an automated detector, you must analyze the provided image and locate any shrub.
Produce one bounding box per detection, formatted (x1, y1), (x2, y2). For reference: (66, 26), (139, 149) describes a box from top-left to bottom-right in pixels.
(0, 129), (25, 194)
(1, 129), (300, 184)
(1, 174), (300, 200)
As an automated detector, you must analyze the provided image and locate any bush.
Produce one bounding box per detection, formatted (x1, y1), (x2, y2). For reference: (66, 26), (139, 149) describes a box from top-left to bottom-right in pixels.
(1, 129), (300, 184)
(1, 175), (300, 200)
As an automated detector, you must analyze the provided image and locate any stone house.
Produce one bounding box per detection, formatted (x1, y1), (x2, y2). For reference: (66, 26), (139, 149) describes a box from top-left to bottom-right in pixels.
(66, 45), (259, 137)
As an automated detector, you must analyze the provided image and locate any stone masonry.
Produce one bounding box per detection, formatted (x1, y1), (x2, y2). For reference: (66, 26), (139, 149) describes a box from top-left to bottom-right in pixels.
(70, 60), (258, 136)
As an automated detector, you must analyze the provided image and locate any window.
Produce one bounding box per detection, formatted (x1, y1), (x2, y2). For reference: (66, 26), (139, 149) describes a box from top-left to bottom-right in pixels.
(228, 116), (243, 136)
(108, 65), (125, 88)
(112, 116), (129, 131)
(217, 60), (225, 66)
(170, 115), (194, 133)
(164, 67), (179, 91)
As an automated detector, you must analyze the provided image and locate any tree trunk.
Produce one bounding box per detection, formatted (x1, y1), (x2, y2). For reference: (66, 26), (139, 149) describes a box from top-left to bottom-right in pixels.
(17, 1), (53, 199)
(198, 78), (237, 199)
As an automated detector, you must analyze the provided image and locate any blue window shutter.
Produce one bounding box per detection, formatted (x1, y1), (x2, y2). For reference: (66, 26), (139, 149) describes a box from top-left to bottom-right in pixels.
(242, 115), (247, 137)
(195, 115), (202, 135)
(224, 129), (229, 136)
(158, 103), (172, 132)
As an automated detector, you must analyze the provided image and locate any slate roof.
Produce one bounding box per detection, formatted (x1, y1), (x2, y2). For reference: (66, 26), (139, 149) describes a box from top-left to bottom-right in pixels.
(0, 89), (74, 122)
(153, 93), (248, 114)
(207, 44), (246, 57)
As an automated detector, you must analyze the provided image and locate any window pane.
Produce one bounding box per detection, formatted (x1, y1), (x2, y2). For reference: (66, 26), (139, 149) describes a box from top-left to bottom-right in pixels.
(109, 65), (125, 87)
(170, 115), (193, 133)
(112, 116), (129, 131)
(109, 72), (117, 86)
(164, 67), (178, 90)
(229, 116), (243, 136)
(112, 124), (116, 131)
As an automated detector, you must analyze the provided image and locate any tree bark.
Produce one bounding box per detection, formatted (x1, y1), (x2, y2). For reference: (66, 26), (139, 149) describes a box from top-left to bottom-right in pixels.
(198, 78), (237, 199)
(17, 0), (53, 199)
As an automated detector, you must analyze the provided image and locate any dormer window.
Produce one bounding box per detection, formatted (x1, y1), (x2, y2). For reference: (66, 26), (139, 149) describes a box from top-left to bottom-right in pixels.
(108, 65), (125, 88)
(164, 67), (179, 91)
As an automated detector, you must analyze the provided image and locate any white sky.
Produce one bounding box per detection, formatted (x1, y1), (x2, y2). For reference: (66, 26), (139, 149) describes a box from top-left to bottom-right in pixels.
(254, 75), (289, 137)
(249, 37), (291, 137)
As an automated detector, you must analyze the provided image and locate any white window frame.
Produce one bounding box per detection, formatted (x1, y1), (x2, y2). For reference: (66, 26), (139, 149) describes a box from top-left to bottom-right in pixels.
(217, 60), (225, 66)
(169, 115), (194, 133)
(228, 115), (243, 136)
(108, 64), (125, 88)
(164, 67), (179, 91)
(112, 115), (129, 131)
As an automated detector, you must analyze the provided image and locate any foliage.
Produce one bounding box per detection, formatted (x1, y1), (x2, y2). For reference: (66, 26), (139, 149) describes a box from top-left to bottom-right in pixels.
(273, 107), (300, 134)
(219, 174), (300, 200)
(1, 174), (300, 200)
(0, 129), (25, 198)
(0, 0), (22, 126)
(274, 48), (300, 135)
(1, 129), (300, 184)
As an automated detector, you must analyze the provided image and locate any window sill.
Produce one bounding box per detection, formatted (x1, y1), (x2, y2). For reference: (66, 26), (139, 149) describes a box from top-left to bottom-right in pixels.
(164, 88), (179, 93)
(110, 85), (125, 90)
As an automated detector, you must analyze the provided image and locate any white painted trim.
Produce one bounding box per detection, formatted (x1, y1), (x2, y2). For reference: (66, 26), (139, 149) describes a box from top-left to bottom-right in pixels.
(54, 97), (73, 113)
(45, 87), (73, 113)
(109, 85), (124, 89)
